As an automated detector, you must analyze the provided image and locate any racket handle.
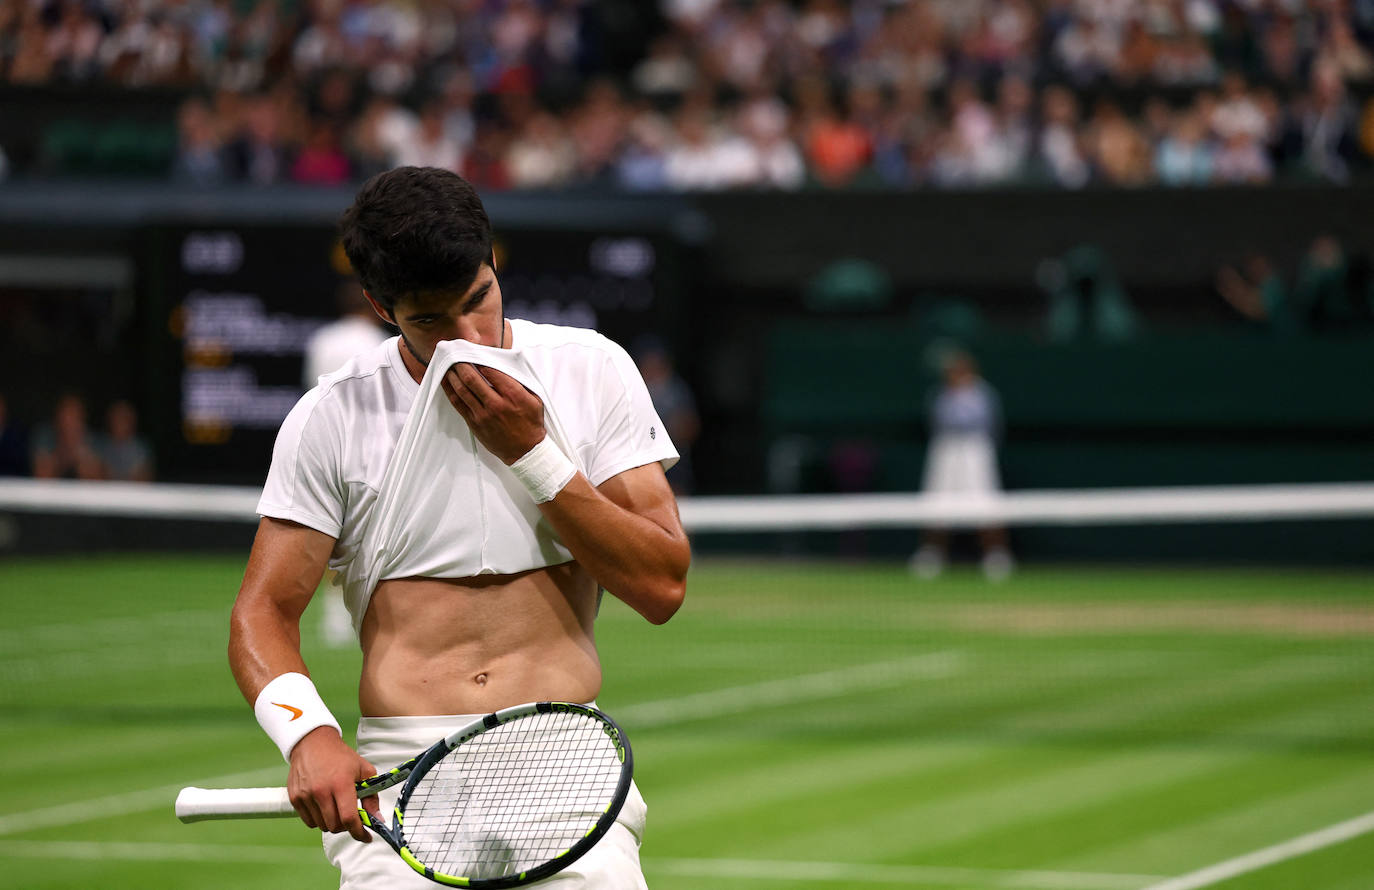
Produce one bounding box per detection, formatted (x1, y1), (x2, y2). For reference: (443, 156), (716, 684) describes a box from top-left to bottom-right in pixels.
(176, 786), (295, 822)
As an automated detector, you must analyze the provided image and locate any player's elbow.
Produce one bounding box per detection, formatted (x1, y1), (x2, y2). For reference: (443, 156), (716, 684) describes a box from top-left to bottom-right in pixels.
(639, 570), (686, 625)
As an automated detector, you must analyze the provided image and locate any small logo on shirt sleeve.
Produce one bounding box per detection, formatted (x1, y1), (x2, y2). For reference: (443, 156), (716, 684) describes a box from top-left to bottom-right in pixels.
(649, 426), (657, 440)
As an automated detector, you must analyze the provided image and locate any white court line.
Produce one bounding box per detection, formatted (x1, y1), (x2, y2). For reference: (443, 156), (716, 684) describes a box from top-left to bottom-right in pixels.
(0, 768), (283, 837)
(0, 839), (305, 865)
(0, 652), (960, 835)
(617, 650), (963, 728)
(653, 857), (1163, 889)
(1138, 809), (1374, 890)
(0, 843), (1163, 889)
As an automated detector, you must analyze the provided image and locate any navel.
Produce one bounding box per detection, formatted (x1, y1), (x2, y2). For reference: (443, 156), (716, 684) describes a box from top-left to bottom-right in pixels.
(474, 672), (489, 687)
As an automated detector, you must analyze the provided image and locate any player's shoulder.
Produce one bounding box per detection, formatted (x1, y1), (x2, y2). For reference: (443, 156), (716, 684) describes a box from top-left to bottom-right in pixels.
(299, 337), (404, 420)
(314, 337), (400, 390)
(512, 319), (629, 363)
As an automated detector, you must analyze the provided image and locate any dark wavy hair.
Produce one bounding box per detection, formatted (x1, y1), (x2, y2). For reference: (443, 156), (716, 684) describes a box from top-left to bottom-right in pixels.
(339, 167), (494, 314)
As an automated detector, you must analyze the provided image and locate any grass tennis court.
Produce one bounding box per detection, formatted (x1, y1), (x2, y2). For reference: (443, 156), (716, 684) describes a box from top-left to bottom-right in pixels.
(2, 555), (1372, 890)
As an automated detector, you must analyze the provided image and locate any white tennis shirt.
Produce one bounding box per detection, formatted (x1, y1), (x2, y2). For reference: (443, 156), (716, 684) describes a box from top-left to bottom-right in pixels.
(259, 319), (679, 611)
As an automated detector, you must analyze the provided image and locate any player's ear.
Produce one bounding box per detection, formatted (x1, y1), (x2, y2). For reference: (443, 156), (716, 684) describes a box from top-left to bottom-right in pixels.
(362, 289), (395, 325)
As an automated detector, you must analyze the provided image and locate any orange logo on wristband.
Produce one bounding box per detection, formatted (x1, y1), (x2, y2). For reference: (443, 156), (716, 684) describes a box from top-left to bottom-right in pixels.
(271, 702), (304, 721)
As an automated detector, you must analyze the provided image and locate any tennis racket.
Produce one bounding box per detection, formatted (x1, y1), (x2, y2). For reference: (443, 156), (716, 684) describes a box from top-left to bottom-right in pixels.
(176, 701), (632, 888)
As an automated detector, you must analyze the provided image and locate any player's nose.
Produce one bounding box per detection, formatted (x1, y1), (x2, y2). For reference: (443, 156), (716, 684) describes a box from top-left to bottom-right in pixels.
(453, 319), (487, 345)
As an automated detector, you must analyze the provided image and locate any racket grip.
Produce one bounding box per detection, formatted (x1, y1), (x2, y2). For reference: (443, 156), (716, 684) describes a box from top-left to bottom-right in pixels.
(176, 786), (295, 822)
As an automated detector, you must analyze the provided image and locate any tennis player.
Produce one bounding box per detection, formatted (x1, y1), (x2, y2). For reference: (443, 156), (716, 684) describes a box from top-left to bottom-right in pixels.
(228, 167), (689, 888)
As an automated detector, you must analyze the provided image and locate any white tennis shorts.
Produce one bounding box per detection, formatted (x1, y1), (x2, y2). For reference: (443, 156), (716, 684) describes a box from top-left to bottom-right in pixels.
(923, 432), (1000, 494)
(323, 712), (650, 889)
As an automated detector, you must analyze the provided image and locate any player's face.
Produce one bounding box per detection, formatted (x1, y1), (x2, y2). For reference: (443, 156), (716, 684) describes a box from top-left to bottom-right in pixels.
(388, 264), (505, 364)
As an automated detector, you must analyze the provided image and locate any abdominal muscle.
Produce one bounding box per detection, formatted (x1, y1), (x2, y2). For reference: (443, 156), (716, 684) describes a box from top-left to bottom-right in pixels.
(357, 561), (603, 716)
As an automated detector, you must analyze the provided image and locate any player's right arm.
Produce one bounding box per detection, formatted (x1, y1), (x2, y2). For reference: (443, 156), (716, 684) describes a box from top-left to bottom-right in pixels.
(228, 516), (377, 842)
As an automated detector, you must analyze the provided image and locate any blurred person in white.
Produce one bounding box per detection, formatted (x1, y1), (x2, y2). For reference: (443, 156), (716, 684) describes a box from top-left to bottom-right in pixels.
(1211, 71), (1268, 144)
(946, 77), (996, 173)
(1036, 84), (1091, 187)
(47, 0), (103, 81)
(909, 349), (1013, 582)
(99, 400), (154, 483)
(982, 74), (1035, 183)
(1052, 14), (1119, 84)
(292, 0), (350, 75)
(304, 278), (390, 647)
(701, 0), (775, 92)
(394, 101), (464, 173)
(506, 110), (579, 188)
(631, 32), (699, 101)
(735, 90), (806, 189)
(352, 93), (417, 172)
(304, 279), (391, 390)
(663, 103), (754, 190)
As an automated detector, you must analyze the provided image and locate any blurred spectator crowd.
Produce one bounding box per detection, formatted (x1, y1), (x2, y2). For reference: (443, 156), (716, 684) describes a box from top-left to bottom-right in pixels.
(0, 392), (154, 480)
(4, 0), (1374, 190)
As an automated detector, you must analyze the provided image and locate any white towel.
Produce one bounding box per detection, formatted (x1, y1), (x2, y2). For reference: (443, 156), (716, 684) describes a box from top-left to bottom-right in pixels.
(340, 339), (579, 633)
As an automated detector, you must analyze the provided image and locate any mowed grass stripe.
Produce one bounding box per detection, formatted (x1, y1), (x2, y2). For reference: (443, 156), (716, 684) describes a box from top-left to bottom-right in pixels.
(640, 739), (1000, 831)
(1069, 764), (1374, 874)
(659, 744), (1241, 863)
(1003, 650), (1356, 738)
(913, 752), (1367, 872)
(647, 856), (1164, 889)
(771, 749), (1255, 864)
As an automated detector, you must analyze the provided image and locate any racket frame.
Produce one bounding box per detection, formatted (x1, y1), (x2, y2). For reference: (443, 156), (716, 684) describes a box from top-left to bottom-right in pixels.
(358, 701), (633, 889)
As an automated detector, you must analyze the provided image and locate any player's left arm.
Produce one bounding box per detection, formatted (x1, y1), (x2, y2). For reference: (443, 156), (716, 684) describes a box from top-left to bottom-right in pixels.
(443, 362), (688, 625)
(539, 462), (688, 625)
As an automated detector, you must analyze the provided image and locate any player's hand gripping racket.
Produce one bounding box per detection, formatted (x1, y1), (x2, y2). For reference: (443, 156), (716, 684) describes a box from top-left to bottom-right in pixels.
(176, 702), (632, 888)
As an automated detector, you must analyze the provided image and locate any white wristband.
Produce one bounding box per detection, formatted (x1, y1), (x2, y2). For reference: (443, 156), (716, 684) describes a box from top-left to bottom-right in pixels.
(509, 436), (577, 504)
(253, 672), (341, 762)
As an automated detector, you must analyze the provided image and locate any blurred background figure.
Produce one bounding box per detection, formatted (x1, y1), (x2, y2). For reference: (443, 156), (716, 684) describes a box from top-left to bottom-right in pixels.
(1040, 244), (1140, 342)
(634, 336), (700, 496)
(99, 400), (154, 482)
(303, 276), (389, 647)
(31, 393), (104, 480)
(0, 394), (29, 476)
(910, 349), (1012, 582)
(303, 277), (389, 390)
(1216, 252), (1298, 337)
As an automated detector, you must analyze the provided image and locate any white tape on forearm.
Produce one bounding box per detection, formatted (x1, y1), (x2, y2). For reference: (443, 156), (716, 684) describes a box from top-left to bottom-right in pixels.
(253, 672), (341, 762)
(509, 436), (577, 504)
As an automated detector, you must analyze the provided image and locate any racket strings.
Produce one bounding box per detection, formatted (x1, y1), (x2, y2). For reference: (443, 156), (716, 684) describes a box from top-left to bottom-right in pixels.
(402, 711), (622, 880)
